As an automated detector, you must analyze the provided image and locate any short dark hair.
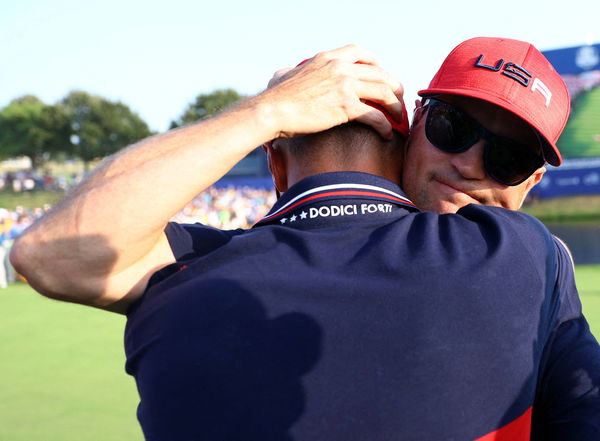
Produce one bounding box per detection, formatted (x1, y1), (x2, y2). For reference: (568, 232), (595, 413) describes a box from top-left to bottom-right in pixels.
(281, 122), (405, 168)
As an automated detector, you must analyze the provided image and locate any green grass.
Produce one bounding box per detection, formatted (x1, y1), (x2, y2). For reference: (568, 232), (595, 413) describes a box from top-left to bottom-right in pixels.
(0, 267), (599, 440)
(0, 283), (143, 441)
(0, 190), (65, 211)
(558, 85), (600, 158)
(574, 265), (600, 337)
(522, 194), (600, 223)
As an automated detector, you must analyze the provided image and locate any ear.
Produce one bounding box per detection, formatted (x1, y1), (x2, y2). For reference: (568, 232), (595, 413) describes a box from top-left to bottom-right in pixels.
(528, 166), (546, 189)
(518, 166), (546, 207)
(263, 141), (288, 192)
(412, 99), (425, 126)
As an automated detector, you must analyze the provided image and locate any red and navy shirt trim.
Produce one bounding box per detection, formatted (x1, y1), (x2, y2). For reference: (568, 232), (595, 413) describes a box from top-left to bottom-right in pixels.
(255, 172), (418, 226)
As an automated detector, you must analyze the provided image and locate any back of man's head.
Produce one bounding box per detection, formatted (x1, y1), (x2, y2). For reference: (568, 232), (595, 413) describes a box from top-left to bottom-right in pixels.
(266, 56), (409, 188)
(279, 121), (405, 171)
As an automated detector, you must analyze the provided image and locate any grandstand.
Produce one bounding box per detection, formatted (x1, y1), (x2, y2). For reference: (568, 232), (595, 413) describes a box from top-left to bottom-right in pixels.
(558, 81), (600, 158)
(531, 43), (600, 199)
(217, 147), (272, 189)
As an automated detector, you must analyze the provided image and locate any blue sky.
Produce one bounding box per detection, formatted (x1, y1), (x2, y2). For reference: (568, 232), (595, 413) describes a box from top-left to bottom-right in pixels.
(1, 0), (598, 132)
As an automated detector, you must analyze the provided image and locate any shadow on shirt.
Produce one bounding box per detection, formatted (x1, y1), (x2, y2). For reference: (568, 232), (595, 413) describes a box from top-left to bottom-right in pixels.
(129, 279), (323, 441)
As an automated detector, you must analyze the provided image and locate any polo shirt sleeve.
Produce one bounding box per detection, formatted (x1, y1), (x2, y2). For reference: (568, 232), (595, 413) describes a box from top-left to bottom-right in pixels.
(456, 206), (600, 438)
(141, 222), (245, 293)
(164, 221), (244, 261)
(531, 237), (600, 440)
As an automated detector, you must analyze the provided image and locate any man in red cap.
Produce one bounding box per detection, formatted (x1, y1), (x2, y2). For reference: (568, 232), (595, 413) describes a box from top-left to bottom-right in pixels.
(269, 37), (600, 439)
(401, 37), (600, 439)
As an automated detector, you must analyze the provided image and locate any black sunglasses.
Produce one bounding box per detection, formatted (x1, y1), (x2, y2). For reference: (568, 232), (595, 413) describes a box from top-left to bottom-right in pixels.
(423, 98), (545, 186)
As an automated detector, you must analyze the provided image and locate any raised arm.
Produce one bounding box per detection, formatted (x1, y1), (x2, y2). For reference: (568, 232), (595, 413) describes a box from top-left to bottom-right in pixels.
(10, 45), (405, 313)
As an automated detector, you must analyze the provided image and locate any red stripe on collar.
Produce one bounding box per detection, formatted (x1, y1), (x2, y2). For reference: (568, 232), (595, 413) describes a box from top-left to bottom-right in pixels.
(258, 190), (416, 224)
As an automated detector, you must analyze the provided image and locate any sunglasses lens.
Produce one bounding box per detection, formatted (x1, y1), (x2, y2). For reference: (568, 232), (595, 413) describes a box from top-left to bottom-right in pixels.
(425, 99), (544, 186)
(485, 139), (543, 186)
(426, 103), (478, 152)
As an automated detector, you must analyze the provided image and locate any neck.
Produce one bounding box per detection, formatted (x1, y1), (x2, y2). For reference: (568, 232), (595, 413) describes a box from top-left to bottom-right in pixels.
(286, 155), (402, 189)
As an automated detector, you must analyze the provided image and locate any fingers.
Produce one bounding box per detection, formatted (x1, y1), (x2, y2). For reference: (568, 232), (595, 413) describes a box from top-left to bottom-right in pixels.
(267, 43), (377, 91)
(353, 103), (394, 140)
(305, 54), (406, 126)
(260, 44), (406, 140)
(351, 76), (405, 125)
(350, 63), (402, 96)
(312, 44), (380, 67)
(268, 45), (400, 100)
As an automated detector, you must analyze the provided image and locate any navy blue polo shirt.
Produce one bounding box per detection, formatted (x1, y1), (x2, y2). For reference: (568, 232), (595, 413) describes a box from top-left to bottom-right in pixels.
(125, 172), (600, 441)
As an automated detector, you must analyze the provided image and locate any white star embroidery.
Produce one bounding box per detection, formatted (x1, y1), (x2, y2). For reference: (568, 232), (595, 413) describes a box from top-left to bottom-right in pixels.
(300, 211), (308, 219)
(280, 218), (287, 224)
(290, 214), (297, 222)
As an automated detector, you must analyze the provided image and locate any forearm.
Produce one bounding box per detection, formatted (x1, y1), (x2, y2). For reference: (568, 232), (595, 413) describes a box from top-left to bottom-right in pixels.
(63, 96), (278, 256)
(10, 44), (405, 309)
(11, 96), (278, 306)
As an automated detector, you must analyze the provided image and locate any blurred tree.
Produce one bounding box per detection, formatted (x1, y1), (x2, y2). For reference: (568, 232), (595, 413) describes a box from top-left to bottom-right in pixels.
(170, 88), (245, 129)
(0, 95), (70, 170)
(62, 91), (153, 170)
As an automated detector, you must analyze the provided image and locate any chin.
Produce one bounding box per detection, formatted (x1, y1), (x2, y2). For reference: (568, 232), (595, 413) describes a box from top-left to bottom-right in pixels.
(436, 204), (461, 214)
(420, 199), (462, 214)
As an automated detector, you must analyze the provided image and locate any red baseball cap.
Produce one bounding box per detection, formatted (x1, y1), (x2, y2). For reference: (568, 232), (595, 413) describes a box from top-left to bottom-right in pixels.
(297, 58), (409, 138)
(419, 37), (570, 166)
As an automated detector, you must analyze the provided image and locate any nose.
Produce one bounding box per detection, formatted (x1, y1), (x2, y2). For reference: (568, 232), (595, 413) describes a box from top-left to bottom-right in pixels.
(448, 139), (487, 181)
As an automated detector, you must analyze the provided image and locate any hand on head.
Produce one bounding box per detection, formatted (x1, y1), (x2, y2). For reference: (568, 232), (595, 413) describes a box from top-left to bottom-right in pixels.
(262, 44), (406, 141)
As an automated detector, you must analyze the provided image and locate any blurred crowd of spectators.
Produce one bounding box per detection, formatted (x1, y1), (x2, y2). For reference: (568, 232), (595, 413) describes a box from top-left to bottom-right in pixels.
(563, 70), (600, 100)
(0, 184), (277, 288)
(0, 170), (84, 193)
(172, 186), (277, 229)
(0, 205), (48, 288)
